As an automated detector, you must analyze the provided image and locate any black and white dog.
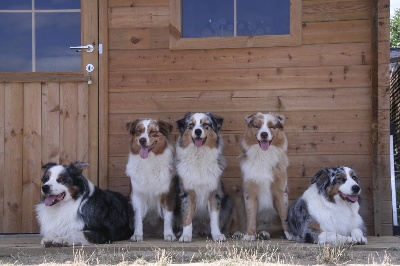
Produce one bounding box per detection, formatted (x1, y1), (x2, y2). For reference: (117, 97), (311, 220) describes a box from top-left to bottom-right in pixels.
(36, 162), (133, 247)
(175, 112), (234, 242)
(287, 166), (367, 245)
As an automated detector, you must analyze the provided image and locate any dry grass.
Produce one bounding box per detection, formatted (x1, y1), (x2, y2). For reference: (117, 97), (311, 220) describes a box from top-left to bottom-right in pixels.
(0, 240), (399, 265)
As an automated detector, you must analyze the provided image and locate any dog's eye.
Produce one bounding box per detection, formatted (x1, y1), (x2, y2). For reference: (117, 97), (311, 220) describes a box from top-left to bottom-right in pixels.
(188, 123), (194, 129)
(351, 175), (357, 180)
(269, 126), (276, 130)
(149, 130), (159, 136)
(42, 175), (49, 183)
(253, 125), (261, 129)
(203, 123), (210, 129)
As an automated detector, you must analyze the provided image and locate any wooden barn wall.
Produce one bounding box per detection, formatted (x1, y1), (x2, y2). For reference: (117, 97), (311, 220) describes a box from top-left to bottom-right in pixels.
(106, 0), (391, 235)
(0, 81), (91, 233)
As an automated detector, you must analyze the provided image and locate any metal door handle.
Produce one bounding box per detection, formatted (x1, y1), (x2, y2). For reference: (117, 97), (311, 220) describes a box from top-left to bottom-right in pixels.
(69, 44), (94, 53)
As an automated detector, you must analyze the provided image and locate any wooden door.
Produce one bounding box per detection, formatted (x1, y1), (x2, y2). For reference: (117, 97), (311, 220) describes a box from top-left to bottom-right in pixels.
(0, 0), (99, 233)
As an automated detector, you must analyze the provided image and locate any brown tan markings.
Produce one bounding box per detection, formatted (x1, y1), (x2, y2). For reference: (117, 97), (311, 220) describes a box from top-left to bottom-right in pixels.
(180, 117), (219, 149)
(243, 181), (259, 236)
(126, 119), (172, 155)
(160, 178), (178, 212)
(270, 167), (289, 232)
(181, 189), (197, 227)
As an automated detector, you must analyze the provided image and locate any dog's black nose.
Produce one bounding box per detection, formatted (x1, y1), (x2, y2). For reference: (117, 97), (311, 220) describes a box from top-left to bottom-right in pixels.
(195, 129), (202, 137)
(42, 185), (50, 194)
(139, 137), (147, 145)
(261, 132), (268, 139)
(352, 185), (360, 194)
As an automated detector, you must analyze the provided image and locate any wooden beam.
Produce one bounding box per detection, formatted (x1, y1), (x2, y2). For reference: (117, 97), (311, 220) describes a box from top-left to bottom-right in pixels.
(371, 0), (381, 236)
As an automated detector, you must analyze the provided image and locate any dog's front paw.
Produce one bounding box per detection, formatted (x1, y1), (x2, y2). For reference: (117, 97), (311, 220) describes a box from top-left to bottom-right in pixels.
(212, 234), (226, 242)
(130, 234), (143, 242)
(179, 234), (192, 243)
(351, 229), (367, 245)
(242, 234), (256, 242)
(231, 231), (243, 239)
(164, 233), (176, 242)
(41, 238), (54, 248)
(351, 236), (367, 245)
(258, 231), (270, 240)
(284, 231), (294, 241)
(52, 237), (70, 247)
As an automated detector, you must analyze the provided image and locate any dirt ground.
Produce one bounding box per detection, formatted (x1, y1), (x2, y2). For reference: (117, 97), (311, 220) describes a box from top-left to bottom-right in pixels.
(0, 234), (399, 265)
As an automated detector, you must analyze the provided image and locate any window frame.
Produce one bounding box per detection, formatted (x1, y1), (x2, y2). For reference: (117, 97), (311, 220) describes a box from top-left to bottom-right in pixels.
(169, 0), (302, 50)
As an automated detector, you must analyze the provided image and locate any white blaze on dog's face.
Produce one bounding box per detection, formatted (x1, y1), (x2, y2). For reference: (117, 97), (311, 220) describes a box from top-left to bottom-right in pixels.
(126, 119), (173, 159)
(244, 112), (285, 151)
(41, 165), (73, 206)
(176, 112), (224, 149)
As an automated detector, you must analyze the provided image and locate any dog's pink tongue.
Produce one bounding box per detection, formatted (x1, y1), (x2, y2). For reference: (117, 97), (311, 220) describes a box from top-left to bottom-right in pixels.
(139, 147), (149, 159)
(260, 141), (270, 151)
(44, 196), (57, 206)
(348, 195), (359, 202)
(194, 138), (203, 147)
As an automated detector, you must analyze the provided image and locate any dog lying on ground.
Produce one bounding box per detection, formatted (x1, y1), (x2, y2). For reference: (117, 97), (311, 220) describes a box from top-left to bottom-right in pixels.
(239, 112), (291, 241)
(286, 166), (367, 245)
(36, 162), (133, 247)
(126, 118), (180, 242)
(175, 112), (234, 242)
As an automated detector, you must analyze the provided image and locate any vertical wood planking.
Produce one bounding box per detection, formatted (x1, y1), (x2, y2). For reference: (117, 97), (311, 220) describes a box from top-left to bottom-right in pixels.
(77, 82), (90, 180)
(60, 83), (78, 165)
(4, 83), (23, 232)
(82, 0), (100, 188)
(0, 83), (5, 231)
(22, 83), (42, 232)
(99, 0), (109, 189)
(41, 83), (60, 164)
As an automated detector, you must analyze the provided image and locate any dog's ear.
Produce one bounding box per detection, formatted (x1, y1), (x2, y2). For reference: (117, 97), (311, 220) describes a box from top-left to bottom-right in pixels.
(42, 162), (57, 170)
(276, 113), (285, 127)
(158, 120), (173, 136)
(245, 113), (257, 127)
(310, 168), (331, 191)
(126, 119), (141, 135)
(208, 112), (223, 131)
(176, 112), (192, 134)
(71, 162), (89, 174)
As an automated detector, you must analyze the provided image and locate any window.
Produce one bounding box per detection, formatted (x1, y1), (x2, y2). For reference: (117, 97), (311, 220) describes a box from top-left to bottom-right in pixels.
(0, 0), (81, 72)
(170, 0), (301, 50)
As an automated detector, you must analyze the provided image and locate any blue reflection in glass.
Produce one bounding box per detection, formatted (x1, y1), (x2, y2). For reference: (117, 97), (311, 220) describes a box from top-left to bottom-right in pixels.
(182, 0), (290, 38)
(35, 0), (80, 10)
(0, 0), (31, 10)
(182, 0), (234, 38)
(0, 13), (32, 72)
(237, 0), (289, 36)
(36, 12), (81, 72)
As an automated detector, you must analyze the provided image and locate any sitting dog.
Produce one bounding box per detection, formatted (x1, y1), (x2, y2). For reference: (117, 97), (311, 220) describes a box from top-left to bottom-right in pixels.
(287, 166), (367, 245)
(175, 112), (234, 242)
(36, 162), (133, 247)
(239, 112), (291, 241)
(126, 118), (180, 242)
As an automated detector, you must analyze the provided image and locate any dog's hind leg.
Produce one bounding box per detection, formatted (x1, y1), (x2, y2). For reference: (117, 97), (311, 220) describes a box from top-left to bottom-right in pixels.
(179, 190), (196, 243)
(242, 181), (259, 241)
(271, 175), (291, 239)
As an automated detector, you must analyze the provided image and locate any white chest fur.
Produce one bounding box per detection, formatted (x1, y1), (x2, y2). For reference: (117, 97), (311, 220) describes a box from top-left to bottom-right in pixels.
(303, 185), (363, 236)
(126, 147), (174, 210)
(176, 144), (224, 211)
(241, 144), (288, 210)
(36, 199), (84, 238)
